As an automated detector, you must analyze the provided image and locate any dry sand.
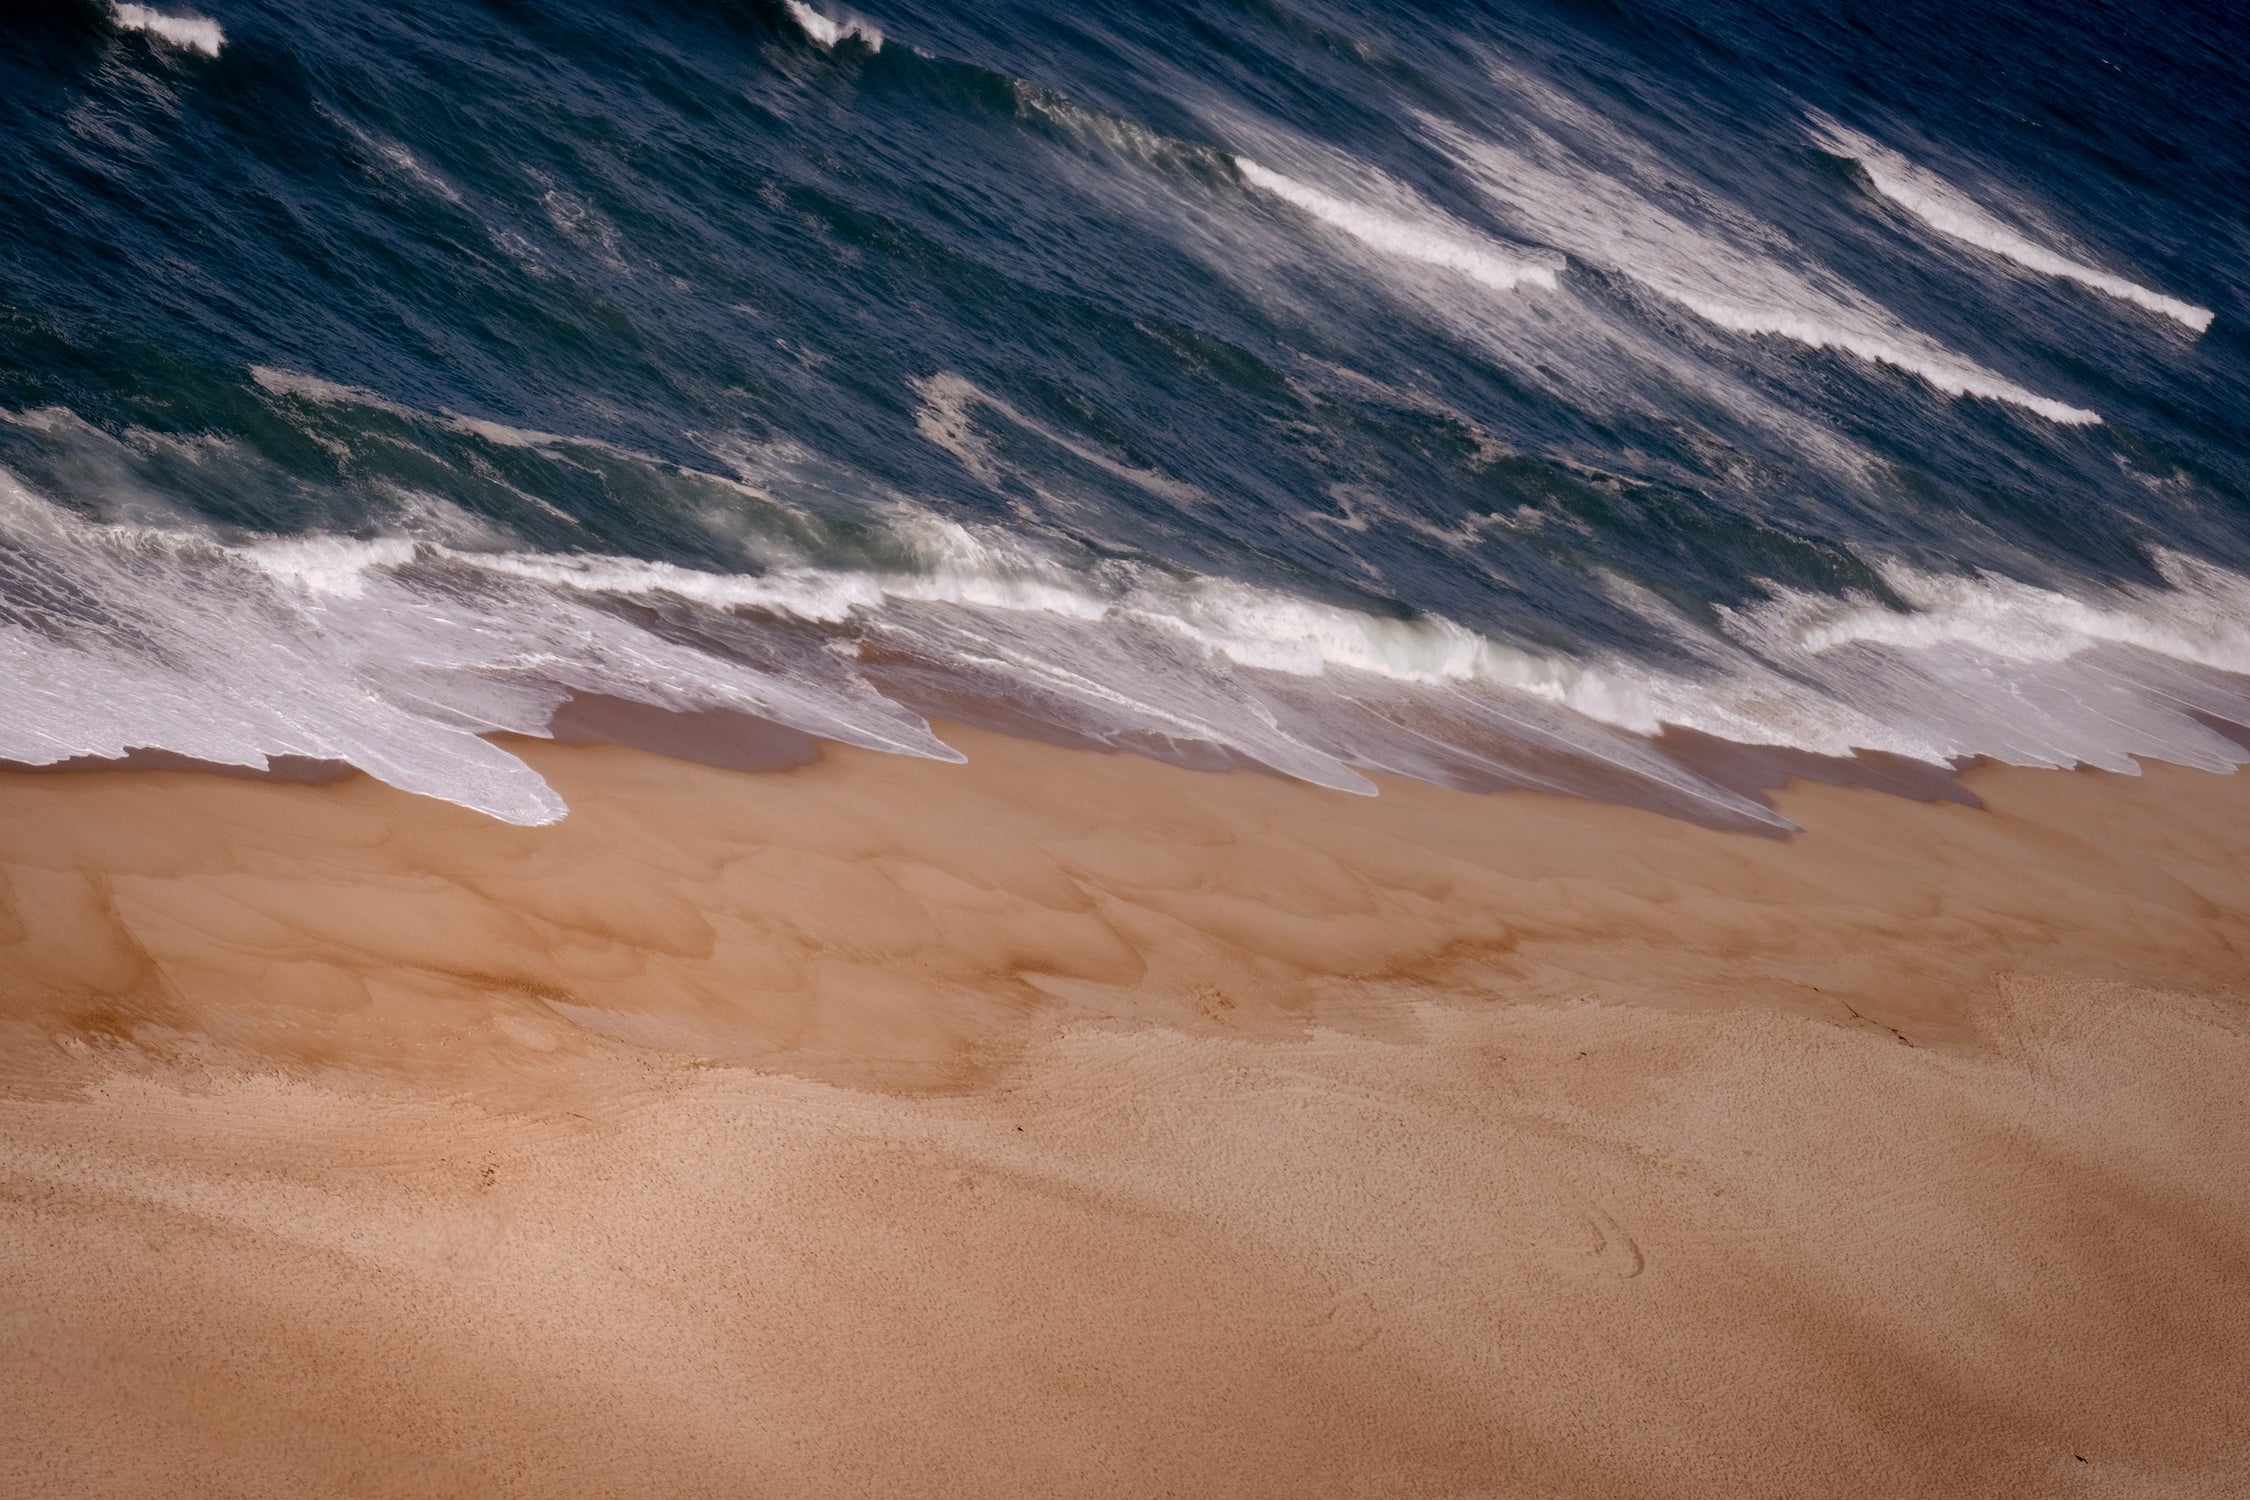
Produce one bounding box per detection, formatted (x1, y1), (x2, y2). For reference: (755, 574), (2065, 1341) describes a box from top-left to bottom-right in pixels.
(1, 727), (2246, 1496)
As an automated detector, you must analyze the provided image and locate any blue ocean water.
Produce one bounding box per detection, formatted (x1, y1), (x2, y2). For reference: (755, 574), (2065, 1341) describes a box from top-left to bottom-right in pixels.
(1, 0), (2245, 825)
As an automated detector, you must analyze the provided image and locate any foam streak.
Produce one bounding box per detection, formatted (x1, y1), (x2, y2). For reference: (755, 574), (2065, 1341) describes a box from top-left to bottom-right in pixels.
(1235, 157), (1557, 292)
(1816, 122), (2212, 333)
(1428, 115), (2100, 425)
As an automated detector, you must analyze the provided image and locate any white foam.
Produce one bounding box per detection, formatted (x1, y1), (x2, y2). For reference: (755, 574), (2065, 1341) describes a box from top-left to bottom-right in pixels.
(1814, 121), (2213, 334)
(0, 473), (965, 824)
(911, 372), (1209, 506)
(1664, 294), (2101, 425)
(0, 436), (1695, 818)
(784, 1), (882, 52)
(1686, 555), (2250, 773)
(110, 4), (224, 56)
(11, 452), (2250, 824)
(14, 371), (2250, 826)
(537, 184), (629, 271)
(1161, 135), (1880, 487)
(1421, 90), (2100, 426)
(1768, 552), (2250, 679)
(255, 511), (2250, 789)
(1234, 156), (1558, 292)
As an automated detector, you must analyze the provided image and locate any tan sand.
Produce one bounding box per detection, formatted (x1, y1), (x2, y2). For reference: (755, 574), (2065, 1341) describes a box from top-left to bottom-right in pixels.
(1, 728), (2247, 1496)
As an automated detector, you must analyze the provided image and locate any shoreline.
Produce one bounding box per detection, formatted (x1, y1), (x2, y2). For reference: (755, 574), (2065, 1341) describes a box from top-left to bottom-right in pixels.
(3, 723), (2244, 1088)
(2, 726), (2247, 1494)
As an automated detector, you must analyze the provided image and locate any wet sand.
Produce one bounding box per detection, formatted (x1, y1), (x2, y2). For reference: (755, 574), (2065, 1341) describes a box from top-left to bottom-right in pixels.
(2, 728), (2247, 1496)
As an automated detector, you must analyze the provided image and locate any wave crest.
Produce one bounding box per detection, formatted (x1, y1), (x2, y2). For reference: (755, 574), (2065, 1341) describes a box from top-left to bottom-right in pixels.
(1813, 119), (2213, 334)
(111, 3), (224, 56)
(1234, 157), (1559, 293)
(9, 435), (2250, 834)
(783, 1), (882, 53)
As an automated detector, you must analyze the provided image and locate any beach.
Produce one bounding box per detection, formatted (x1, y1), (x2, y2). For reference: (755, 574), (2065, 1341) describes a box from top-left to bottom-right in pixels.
(10, 0), (2250, 1493)
(2, 729), (2245, 1496)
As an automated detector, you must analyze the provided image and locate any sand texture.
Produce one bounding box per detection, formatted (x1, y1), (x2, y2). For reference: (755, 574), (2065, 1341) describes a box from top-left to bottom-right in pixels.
(1, 729), (2247, 1496)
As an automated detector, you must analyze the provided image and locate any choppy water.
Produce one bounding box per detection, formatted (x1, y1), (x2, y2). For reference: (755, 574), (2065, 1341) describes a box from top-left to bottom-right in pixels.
(3, 0), (2246, 826)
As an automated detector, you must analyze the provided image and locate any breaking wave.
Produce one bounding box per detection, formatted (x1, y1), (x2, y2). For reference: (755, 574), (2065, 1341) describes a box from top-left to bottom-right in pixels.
(109, 4), (224, 57)
(4, 0), (2243, 831)
(1426, 112), (2102, 425)
(1234, 158), (1559, 293)
(782, 1), (882, 53)
(1813, 119), (2213, 334)
(6, 389), (2249, 832)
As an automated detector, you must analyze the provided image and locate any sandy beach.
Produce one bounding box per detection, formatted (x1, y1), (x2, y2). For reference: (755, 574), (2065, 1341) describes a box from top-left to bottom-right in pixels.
(2, 727), (2246, 1497)
(11, 0), (2248, 1491)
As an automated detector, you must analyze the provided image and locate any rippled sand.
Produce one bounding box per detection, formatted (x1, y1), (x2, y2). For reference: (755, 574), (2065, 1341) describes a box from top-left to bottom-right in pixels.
(2, 729), (2246, 1496)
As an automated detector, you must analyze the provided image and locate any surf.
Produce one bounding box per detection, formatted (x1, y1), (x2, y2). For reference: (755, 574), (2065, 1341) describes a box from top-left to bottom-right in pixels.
(108, 3), (223, 56)
(1812, 119), (2214, 333)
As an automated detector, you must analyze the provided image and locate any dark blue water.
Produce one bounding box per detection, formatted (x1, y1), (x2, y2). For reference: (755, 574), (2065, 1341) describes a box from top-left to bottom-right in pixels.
(2, 0), (2246, 825)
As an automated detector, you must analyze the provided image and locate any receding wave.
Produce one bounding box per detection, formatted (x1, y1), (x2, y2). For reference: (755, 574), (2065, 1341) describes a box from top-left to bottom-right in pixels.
(1234, 157), (1559, 293)
(1814, 120), (2213, 334)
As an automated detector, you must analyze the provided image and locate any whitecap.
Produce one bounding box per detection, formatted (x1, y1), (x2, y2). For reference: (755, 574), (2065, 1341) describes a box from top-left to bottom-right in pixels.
(110, 3), (224, 57)
(1813, 119), (2212, 334)
(1425, 108), (2100, 426)
(783, 1), (882, 52)
(1662, 294), (2101, 425)
(1234, 156), (1559, 293)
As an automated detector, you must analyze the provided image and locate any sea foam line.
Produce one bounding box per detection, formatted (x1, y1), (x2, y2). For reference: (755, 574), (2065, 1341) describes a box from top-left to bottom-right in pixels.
(1815, 121), (2212, 334)
(1235, 157), (1558, 293)
(110, 3), (224, 56)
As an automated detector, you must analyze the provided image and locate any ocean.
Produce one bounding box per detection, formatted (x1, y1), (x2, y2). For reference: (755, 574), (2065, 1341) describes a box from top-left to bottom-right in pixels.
(3, 0), (2245, 829)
